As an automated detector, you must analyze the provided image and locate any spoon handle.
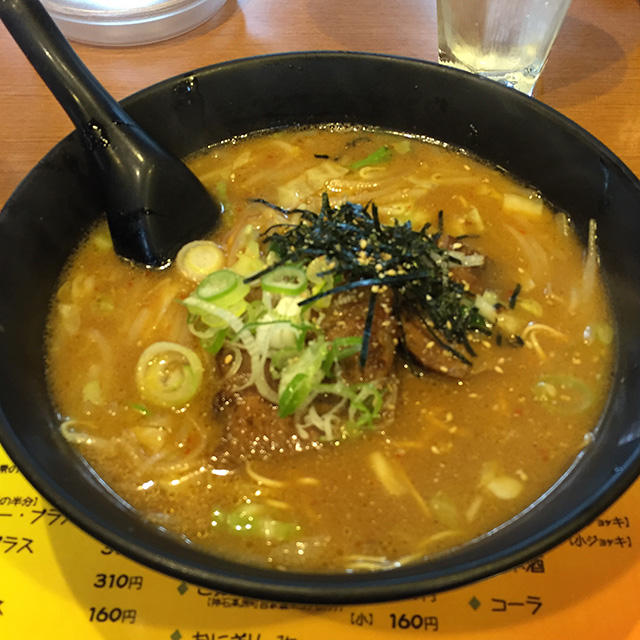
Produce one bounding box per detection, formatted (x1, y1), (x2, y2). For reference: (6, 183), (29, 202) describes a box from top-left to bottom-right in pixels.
(1, 0), (222, 267)
(0, 0), (133, 134)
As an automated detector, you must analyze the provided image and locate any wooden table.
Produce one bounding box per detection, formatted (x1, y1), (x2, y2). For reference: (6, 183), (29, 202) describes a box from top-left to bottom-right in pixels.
(1, 0), (639, 208)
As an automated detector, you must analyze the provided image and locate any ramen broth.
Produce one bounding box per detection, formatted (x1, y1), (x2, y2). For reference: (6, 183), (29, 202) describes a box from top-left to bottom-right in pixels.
(46, 127), (613, 572)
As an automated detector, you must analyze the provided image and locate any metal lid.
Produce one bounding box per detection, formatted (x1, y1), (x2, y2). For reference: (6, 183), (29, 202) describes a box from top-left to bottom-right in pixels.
(42, 0), (227, 46)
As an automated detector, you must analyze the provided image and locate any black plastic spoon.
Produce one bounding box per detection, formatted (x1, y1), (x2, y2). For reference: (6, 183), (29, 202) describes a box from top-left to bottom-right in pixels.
(0, 0), (221, 267)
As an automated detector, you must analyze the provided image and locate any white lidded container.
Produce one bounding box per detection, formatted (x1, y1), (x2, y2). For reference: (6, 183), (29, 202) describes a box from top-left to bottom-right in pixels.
(42, 0), (227, 46)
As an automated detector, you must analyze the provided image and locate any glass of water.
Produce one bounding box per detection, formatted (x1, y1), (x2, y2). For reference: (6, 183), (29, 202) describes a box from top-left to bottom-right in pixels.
(436, 0), (572, 95)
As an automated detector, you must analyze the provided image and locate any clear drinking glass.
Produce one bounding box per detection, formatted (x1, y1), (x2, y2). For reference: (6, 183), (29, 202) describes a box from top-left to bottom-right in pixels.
(436, 0), (572, 95)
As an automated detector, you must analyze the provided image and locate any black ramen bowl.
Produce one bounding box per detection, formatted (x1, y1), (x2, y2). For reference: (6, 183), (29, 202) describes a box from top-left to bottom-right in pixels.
(1, 52), (640, 604)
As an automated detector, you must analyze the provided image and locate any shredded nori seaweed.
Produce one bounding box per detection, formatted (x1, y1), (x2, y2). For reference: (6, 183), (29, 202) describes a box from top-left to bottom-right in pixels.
(247, 194), (492, 368)
(508, 282), (522, 309)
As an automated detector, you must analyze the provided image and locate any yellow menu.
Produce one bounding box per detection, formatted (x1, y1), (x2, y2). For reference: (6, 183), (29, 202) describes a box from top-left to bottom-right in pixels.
(1, 443), (638, 639)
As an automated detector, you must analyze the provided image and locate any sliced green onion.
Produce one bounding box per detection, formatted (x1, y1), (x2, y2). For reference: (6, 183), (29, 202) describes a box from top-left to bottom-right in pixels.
(263, 519), (298, 541)
(244, 299), (267, 323)
(229, 226), (266, 277)
(196, 269), (242, 302)
(279, 373), (311, 417)
(305, 257), (335, 309)
(274, 295), (305, 319)
(186, 314), (222, 340)
(231, 252), (266, 278)
(183, 296), (246, 333)
(277, 339), (329, 414)
(130, 402), (150, 416)
(238, 319), (312, 352)
(203, 328), (228, 354)
(176, 241), (225, 283)
(314, 380), (384, 436)
(323, 336), (363, 374)
(215, 503), (299, 542)
(350, 145), (392, 170)
(331, 336), (363, 360)
(348, 383), (383, 428)
(261, 265), (307, 296)
(135, 341), (203, 409)
(306, 256), (335, 284)
(269, 346), (303, 373)
(532, 374), (593, 414)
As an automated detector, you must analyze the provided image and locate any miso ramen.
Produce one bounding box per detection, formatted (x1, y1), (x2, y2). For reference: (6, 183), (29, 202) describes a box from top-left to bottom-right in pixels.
(46, 126), (613, 572)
